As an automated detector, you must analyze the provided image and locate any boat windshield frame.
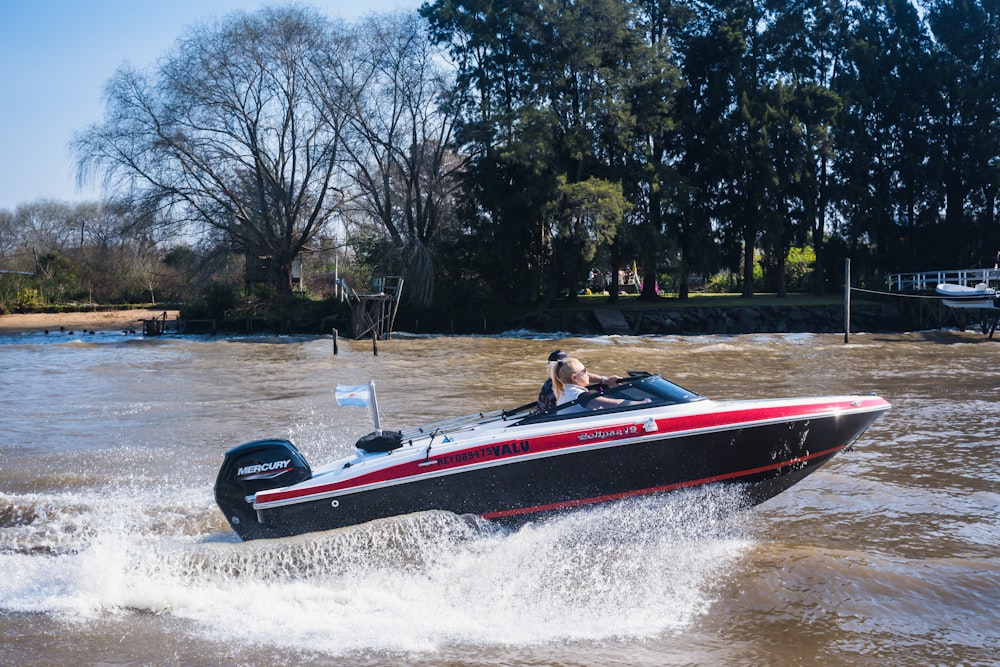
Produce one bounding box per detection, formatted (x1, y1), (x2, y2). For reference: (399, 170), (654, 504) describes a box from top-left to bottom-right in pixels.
(514, 373), (705, 426)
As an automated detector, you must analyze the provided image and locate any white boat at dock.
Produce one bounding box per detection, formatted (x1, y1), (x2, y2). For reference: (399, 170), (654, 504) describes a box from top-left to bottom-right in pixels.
(935, 282), (997, 309)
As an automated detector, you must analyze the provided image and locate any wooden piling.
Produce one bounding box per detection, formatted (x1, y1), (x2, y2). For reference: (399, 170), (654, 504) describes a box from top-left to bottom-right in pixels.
(844, 258), (851, 344)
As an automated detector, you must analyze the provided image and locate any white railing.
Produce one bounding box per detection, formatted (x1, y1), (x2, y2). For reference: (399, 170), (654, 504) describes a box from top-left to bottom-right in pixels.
(886, 268), (1000, 292)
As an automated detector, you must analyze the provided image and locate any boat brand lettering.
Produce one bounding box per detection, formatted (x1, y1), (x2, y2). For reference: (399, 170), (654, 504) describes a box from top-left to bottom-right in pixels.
(578, 425), (638, 442)
(434, 440), (530, 466)
(238, 459), (292, 477)
(488, 441), (530, 457)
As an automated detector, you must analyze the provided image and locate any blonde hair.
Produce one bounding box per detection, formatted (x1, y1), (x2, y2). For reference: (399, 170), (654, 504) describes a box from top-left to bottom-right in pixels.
(550, 357), (584, 400)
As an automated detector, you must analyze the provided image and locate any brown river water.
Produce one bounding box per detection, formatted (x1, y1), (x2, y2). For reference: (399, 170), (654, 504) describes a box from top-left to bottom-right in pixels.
(1, 328), (997, 666)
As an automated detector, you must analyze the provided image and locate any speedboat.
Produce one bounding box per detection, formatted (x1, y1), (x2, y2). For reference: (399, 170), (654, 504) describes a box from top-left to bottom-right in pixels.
(936, 282), (997, 309)
(214, 372), (890, 541)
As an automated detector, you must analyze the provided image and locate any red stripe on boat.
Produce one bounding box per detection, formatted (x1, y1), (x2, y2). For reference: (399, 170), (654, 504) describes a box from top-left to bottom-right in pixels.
(256, 399), (882, 505)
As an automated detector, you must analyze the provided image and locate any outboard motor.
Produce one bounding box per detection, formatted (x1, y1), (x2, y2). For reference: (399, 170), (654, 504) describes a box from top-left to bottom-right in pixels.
(214, 438), (312, 540)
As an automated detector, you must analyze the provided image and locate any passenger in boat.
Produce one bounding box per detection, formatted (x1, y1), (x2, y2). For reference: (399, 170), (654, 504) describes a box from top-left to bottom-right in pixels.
(538, 350), (620, 410)
(550, 356), (644, 410)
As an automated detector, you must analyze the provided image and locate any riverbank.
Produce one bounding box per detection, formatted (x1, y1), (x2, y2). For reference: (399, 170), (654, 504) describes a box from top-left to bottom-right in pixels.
(0, 308), (180, 335)
(0, 292), (937, 337)
(517, 301), (874, 335)
(402, 293), (930, 336)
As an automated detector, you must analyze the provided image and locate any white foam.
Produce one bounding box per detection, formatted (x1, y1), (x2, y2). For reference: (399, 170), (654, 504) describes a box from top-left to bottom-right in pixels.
(0, 488), (753, 656)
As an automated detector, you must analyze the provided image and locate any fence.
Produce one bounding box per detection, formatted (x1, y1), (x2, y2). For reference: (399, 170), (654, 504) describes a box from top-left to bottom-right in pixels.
(885, 268), (1000, 292)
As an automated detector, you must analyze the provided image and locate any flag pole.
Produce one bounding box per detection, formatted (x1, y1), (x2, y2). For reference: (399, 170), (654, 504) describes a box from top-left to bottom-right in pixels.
(368, 379), (382, 435)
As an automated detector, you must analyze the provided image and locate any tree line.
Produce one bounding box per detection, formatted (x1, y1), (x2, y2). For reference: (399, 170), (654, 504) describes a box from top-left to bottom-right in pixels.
(2, 1), (998, 316)
(421, 0), (1000, 306)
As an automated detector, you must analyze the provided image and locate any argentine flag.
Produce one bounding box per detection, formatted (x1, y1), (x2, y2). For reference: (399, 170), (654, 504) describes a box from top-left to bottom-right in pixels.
(335, 383), (371, 407)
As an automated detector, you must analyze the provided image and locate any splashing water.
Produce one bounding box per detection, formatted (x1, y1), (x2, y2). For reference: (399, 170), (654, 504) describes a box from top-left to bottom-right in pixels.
(0, 480), (753, 657)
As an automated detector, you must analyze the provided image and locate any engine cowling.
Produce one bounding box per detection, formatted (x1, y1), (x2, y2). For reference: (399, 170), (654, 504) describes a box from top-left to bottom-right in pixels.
(214, 438), (312, 540)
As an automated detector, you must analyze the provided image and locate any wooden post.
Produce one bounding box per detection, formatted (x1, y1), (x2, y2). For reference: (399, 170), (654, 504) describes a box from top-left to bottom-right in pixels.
(844, 258), (851, 344)
(332, 328), (338, 355)
(372, 329), (378, 356)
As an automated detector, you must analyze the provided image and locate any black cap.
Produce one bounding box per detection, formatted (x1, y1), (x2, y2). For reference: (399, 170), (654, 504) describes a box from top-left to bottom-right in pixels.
(547, 349), (567, 362)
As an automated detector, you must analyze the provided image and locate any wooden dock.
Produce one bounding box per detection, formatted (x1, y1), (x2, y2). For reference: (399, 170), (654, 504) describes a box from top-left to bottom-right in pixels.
(142, 314), (217, 335)
(142, 312), (172, 335)
(350, 276), (404, 340)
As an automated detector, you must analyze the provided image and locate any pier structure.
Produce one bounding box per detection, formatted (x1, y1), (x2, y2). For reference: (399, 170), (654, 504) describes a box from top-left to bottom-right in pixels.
(886, 268), (1000, 292)
(349, 276), (403, 340)
(883, 267), (1000, 337)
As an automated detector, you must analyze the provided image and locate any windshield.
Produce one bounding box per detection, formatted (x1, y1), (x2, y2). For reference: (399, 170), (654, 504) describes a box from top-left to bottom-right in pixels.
(516, 373), (705, 424)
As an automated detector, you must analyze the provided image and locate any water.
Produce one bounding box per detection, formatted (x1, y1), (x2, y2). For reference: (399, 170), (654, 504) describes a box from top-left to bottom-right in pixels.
(1, 329), (998, 666)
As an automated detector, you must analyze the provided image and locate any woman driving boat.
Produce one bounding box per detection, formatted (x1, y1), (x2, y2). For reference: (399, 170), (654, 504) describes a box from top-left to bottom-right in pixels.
(550, 357), (650, 410)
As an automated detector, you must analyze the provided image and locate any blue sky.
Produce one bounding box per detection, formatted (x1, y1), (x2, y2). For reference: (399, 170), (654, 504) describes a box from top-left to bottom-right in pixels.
(0, 0), (421, 211)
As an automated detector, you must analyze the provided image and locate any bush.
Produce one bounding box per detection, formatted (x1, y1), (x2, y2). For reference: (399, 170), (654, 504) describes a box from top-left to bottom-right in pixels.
(182, 280), (240, 320)
(786, 246), (816, 289)
(15, 287), (42, 311)
(703, 270), (737, 293)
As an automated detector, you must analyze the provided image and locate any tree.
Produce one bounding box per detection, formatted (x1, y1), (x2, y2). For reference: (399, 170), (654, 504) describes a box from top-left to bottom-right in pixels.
(0, 208), (14, 260)
(545, 176), (630, 299)
(334, 12), (465, 306)
(833, 0), (935, 273)
(422, 0), (647, 304)
(73, 7), (353, 297)
(625, 0), (684, 301)
(924, 0), (1000, 265)
(715, 1), (779, 299)
(670, 2), (737, 298)
(764, 0), (844, 296)
(422, 0), (549, 303)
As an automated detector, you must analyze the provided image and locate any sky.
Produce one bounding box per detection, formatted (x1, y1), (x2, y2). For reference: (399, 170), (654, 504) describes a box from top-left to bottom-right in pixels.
(0, 0), (421, 212)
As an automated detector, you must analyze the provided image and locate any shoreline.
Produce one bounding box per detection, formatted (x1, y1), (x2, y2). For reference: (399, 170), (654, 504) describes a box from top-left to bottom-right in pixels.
(0, 307), (982, 342)
(0, 309), (180, 335)
(0, 293), (937, 337)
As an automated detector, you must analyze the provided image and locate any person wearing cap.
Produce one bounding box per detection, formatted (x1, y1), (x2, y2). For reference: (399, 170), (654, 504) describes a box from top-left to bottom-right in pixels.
(536, 349), (620, 411)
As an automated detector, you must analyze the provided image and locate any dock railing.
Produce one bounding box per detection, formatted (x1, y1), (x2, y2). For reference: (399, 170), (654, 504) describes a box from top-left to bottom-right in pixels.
(886, 268), (1000, 292)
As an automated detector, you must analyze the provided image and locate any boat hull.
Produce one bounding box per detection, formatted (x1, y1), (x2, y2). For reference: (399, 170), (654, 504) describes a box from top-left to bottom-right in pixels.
(247, 406), (883, 540)
(936, 282), (997, 309)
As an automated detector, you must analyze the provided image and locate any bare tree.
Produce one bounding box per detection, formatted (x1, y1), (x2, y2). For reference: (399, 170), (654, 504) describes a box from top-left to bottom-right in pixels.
(9, 200), (82, 255)
(328, 12), (465, 306)
(73, 7), (355, 297)
(0, 209), (15, 261)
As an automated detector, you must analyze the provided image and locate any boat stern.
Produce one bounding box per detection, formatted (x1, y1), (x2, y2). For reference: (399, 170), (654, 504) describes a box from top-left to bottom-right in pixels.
(214, 438), (312, 540)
